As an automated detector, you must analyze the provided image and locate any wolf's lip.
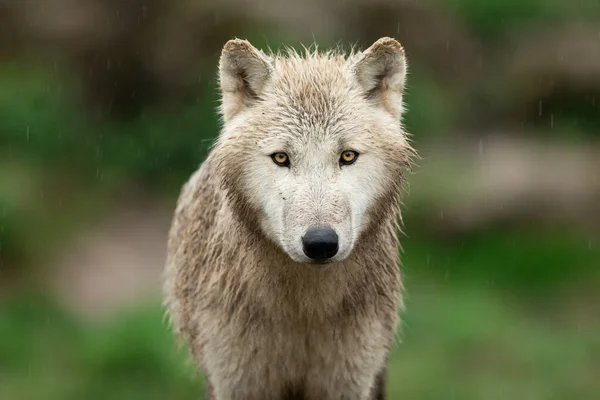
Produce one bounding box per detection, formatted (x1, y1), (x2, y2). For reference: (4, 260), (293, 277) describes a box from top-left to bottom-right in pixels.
(312, 258), (332, 265)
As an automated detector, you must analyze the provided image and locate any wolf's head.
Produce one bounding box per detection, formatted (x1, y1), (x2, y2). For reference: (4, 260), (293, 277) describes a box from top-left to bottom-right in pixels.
(215, 37), (413, 265)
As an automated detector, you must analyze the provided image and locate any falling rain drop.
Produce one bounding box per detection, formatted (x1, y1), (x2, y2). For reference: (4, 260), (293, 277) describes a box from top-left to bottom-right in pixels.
(550, 114), (555, 129)
(538, 100), (543, 116)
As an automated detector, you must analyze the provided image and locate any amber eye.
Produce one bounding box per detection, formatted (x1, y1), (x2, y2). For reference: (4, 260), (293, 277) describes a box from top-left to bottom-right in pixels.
(340, 150), (359, 165)
(271, 152), (290, 167)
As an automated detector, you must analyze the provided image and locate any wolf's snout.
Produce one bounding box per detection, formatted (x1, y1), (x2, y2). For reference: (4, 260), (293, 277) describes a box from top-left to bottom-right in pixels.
(302, 226), (339, 261)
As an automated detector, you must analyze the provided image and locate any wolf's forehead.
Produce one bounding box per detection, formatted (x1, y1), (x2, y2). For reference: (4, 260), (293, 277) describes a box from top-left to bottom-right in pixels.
(266, 60), (358, 129)
(274, 59), (351, 102)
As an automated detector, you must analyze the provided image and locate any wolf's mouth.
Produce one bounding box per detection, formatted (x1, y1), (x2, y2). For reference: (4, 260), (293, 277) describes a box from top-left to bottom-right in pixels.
(311, 258), (333, 266)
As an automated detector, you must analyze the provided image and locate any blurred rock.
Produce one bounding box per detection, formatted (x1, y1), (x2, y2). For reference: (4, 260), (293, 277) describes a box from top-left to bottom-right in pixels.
(495, 24), (600, 129)
(507, 25), (600, 96)
(338, 0), (482, 83)
(0, 1), (22, 60)
(408, 134), (600, 234)
(46, 200), (172, 320)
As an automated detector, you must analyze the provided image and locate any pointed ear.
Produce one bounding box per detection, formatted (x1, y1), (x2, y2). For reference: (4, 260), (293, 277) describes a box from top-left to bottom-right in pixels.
(352, 37), (408, 119)
(219, 39), (273, 121)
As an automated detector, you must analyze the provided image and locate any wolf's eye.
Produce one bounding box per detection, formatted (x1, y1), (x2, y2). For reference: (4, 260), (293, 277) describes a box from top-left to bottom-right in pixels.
(340, 150), (359, 166)
(271, 152), (290, 167)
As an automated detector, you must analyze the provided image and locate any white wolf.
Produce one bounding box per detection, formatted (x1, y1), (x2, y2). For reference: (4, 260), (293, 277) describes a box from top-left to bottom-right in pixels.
(164, 37), (415, 400)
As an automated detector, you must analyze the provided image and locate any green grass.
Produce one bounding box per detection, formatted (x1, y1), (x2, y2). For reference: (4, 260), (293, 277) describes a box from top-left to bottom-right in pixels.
(0, 295), (204, 400)
(391, 285), (600, 399)
(401, 228), (600, 294)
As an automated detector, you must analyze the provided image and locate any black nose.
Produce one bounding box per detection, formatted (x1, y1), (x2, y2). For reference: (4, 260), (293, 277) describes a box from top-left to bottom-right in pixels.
(302, 226), (339, 261)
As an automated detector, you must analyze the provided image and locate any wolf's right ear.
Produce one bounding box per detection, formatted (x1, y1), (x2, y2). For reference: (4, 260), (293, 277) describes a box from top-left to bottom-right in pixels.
(219, 39), (273, 121)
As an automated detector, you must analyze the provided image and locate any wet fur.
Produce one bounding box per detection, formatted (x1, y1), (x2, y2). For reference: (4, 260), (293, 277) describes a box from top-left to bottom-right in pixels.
(164, 37), (415, 400)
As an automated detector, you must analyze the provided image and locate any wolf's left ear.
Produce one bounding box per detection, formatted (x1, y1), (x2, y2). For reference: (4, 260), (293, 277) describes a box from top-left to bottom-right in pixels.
(219, 39), (273, 121)
(352, 37), (407, 119)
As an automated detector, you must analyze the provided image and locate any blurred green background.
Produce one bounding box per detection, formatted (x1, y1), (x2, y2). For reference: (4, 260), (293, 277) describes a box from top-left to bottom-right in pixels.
(1, 0), (599, 399)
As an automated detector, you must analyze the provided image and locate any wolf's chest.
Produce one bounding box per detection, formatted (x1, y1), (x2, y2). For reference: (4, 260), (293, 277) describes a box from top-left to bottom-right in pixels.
(197, 307), (391, 400)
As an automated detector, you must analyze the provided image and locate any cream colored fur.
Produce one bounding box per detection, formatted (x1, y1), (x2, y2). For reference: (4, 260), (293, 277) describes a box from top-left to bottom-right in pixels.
(164, 37), (415, 400)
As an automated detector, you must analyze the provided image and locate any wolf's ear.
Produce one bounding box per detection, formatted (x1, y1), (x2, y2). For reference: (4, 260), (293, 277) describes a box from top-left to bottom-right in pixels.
(352, 37), (407, 119)
(219, 39), (273, 121)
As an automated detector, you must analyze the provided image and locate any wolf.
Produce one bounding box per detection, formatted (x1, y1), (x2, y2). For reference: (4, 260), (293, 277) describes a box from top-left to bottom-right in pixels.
(163, 37), (415, 400)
